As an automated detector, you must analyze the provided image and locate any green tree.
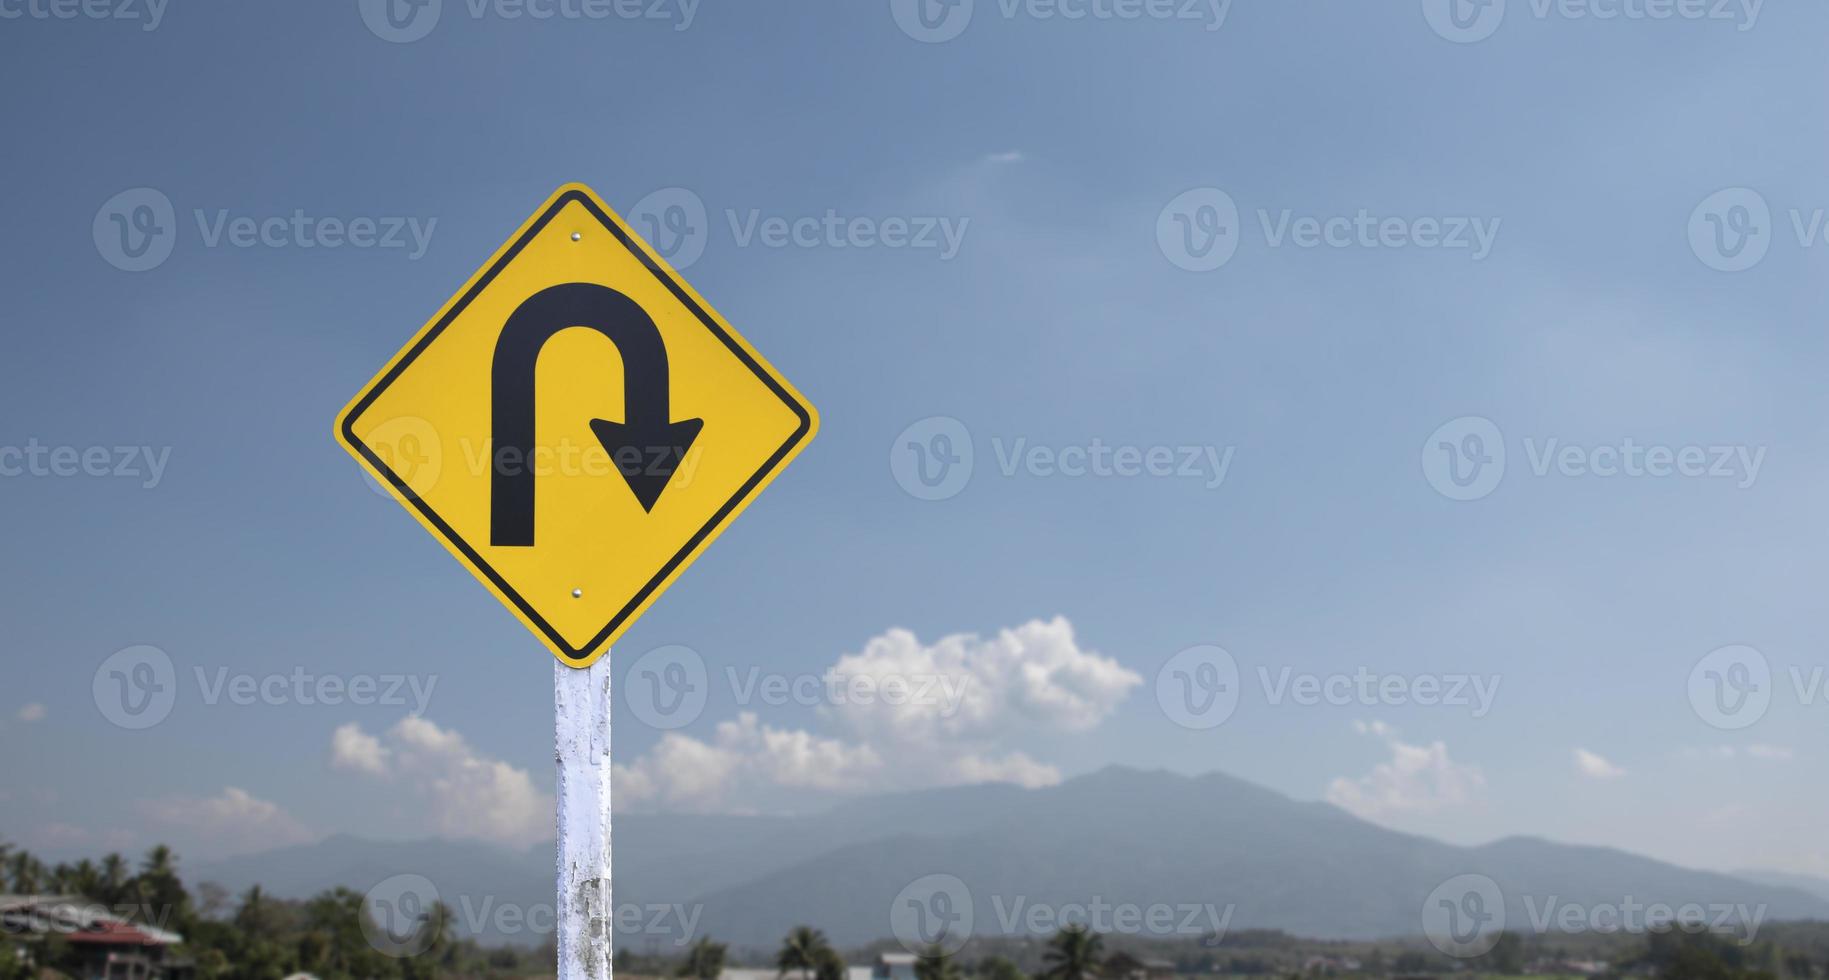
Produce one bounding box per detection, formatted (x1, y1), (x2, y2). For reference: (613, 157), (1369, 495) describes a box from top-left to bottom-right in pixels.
(7, 850), (46, 894)
(816, 947), (850, 980)
(680, 937), (730, 980)
(0, 939), (34, 980)
(1042, 926), (1105, 980)
(777, 926), (834, 980)
(916, 945), (963, 980)
(980, 955), (1027, 980)
(1476, 932), (1525, 975)
(99, 854), (132, 906)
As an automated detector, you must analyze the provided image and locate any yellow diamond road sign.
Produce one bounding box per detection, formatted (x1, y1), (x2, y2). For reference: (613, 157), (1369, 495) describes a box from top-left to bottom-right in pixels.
(337, 184), (817, 667)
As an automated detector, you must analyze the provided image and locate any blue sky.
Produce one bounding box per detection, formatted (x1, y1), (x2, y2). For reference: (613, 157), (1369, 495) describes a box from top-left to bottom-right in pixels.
(3, 0), (1827, 877)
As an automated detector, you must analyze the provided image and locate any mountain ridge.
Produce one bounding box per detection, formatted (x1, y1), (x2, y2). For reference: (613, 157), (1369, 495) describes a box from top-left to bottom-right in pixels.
(190, 766), (1828, 948)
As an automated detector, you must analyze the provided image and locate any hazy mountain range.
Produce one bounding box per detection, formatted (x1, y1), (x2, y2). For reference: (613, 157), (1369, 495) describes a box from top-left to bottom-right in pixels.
(191, 766), (1828, 948)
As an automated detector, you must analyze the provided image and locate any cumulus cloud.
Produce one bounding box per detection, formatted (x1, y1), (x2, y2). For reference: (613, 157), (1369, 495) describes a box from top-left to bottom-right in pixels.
(331, 723), (391, 775)
(615, 713), (884, 811)
(614, 617), (1135, 813)
(332, 717), (551, 847)
(1574, 748), (1626, 780)
(16, 703), (46, 723)
(139, 788), (314, 856)
(1326, 722), (1485, 818)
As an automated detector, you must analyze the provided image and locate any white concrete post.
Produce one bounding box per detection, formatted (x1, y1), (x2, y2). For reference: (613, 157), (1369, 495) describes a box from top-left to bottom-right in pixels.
(556, 657), (614, 980)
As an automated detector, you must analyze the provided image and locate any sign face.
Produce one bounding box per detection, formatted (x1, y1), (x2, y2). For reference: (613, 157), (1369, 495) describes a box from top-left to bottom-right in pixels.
(337, 184), (817, 667)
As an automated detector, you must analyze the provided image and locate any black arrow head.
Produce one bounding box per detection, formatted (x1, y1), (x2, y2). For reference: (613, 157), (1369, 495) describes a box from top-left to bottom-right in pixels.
(590, 416), (705, 512)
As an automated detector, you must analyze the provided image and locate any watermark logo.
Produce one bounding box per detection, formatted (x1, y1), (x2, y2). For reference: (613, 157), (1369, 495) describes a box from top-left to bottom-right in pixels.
(93, 188), (437, 270)
(0, 0), (168, 30)
(1156, 645), (1240, 730)
(1423, 0), (1506, 42)
(891, 874), (974, 954)
(1423, 874), (1505, 957)
(361, 416), (445, 500)
(628, 187), (710, 271)
(891, 418), (1233, 500)
(94, 188), (177, 272)
(1158, 190), (1501, 270)
(893, 0), (1229, 41)
(1689, 644), (1771, 730)
(362, 874), (443, 957)
(1422, 417), (1764, 500)
(93, 647), (438, 730)
(624, 187), (969, 269)
(891, 0), (974, 42)
(1426, 0), (1760, 42)
(625, 645), (709, 730)
(1158, 188), (1240, 272)
(1689, 188), (1770, 272)
(1423, 416), (1506, 501)
(0, 441), (172, 489)
(1683, 187), (1829, 272)
(359, 0), (442, 42)
(93, 645), (177, 731)
(622, 645), (973, 730)
(1157, 649), (1500, 728)
(360, 0), (697, 41)
(892, 417), (975, 501)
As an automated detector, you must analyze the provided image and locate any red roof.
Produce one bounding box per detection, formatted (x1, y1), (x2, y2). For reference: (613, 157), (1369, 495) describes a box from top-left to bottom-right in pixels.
(67, 920), (164, 947)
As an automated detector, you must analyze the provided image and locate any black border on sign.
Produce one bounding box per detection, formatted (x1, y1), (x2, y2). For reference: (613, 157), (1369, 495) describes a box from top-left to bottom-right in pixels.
(340, 190), (815, 665)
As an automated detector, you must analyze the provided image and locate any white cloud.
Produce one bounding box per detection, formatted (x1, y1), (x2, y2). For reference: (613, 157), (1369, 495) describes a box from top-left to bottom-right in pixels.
(615, 713), (883, 811)
(825, 617), (1141, 743)
(614, 617), (1135, 813)
(332, 717), (551, 848)
(1574, 748), (1626, 780)
(1326, 722), (1485, 819)
(1747, 744), (1795, 760)
(16, 703), (46, 723)
(985, 151), (1026, 165)
(139, 788), (314, 856)
(330, 723), (391, 775)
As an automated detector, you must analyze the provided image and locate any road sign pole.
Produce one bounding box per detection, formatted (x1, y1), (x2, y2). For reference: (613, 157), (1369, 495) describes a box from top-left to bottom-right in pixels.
(556, 656), (614, 980)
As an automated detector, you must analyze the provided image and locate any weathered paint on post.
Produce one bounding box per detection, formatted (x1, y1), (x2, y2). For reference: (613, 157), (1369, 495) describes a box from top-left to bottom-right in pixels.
(556, 657), (614, 980)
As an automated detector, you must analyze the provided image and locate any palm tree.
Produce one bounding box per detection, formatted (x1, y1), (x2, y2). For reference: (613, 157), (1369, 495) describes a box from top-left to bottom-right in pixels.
(776, 926), (833, 980)
(915, 945), (962, 980)
(1041, 926), (1105, 980)
(815, 947), (848, 980)
(680, 937), (730, 980)
(99, 854), (130, 905)
(6, 850), (45, 895)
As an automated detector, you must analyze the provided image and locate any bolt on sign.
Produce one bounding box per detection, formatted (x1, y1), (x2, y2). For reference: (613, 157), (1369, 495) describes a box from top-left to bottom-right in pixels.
(337, 184), (818, 667)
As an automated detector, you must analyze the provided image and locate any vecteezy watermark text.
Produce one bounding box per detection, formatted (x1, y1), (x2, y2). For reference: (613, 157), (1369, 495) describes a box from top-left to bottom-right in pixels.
(625, 188), (969, 271)
(1156, 646), (1501, 730)
(0, 0), (167, 30)
(1422, 416), (1764, 501)
(362, 875), (700, 957)
(1424, 0), (1763, 44)
(92, 645), (438, 730)
(889, 873), (1233, 956)
(94, 188), (437, 272)
(1422, 873), (1766, 959)
(1157, 189), (1500, 271)
(891, 417), (1235, 501)
(1683, 187), (1829, 272)
(622, 645), (973, 730)
(891, 0), (1232, 43)
(0, 441), (170, 489)
(359, 0), (699, 43)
